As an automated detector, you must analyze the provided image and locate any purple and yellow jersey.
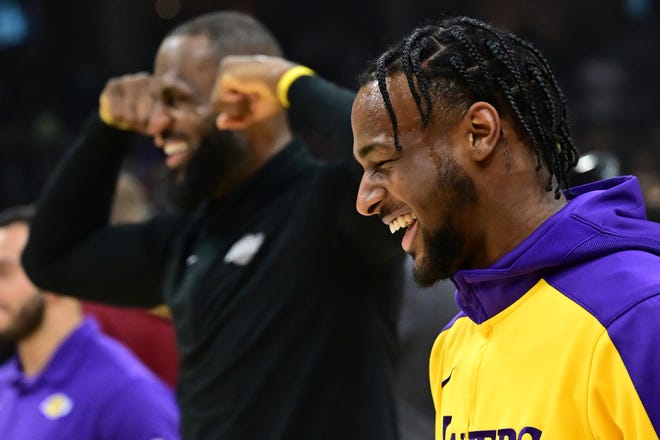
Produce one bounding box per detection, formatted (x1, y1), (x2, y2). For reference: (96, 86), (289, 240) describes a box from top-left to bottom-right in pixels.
(430, 176), (660, 439)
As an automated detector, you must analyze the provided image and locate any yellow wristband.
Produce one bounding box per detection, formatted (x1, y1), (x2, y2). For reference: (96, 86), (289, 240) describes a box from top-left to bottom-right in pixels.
(99, 95), (132, 131)
(276, 65), (315, 109)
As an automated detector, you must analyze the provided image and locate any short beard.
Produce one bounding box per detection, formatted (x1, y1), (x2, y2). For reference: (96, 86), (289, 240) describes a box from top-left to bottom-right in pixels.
(166, 130), (248, 212)
(0, 291), (45, 344)
(413, 226), (465, 287)
(413, 157), (477, 287)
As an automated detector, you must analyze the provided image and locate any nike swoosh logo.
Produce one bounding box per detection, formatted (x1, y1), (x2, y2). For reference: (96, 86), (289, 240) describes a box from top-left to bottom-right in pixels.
(441, 367), (455, 388)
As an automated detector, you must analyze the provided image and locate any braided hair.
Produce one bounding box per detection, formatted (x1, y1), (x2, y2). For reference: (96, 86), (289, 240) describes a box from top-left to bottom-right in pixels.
(359, 16), (579, 199)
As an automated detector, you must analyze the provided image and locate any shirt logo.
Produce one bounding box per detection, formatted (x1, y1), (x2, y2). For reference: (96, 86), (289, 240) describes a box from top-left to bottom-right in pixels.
(40, 393), (73, 419)
(224, 233), (265, 266)
(442, 416), (542, 440)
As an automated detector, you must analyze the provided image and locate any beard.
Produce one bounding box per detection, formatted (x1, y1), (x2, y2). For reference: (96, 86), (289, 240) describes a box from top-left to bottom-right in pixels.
(413, 224), (466, 287)
(0, 291), (45, 344)
(412, 156), (477, 287)
(166, 129), (248, 211)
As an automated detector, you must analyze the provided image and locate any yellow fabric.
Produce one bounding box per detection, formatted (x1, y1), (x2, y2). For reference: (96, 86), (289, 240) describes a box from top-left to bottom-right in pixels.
(98, 94), (132, 131)
(275, 65), (315, 109)
(430, 279), (656, 439)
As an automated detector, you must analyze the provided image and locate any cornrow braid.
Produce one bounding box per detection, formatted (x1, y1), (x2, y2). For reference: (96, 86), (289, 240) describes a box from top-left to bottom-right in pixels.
(375, 54), (401, 150)
(401, 29), (433, 127)
(359, 16), (580, 199)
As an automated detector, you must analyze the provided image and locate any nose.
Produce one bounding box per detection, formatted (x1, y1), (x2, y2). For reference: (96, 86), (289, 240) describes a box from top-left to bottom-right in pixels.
(146, 103), (173, 147)
(356, 174), (385, 216)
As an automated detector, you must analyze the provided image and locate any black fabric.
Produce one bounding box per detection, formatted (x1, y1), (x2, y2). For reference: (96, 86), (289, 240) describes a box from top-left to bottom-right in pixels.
(23, 76), (404, 439)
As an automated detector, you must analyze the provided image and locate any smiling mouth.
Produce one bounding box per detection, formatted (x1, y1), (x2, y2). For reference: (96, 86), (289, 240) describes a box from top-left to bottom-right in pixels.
(388, 212), (417, 234)
(164, 140), (189, 156)
(162, 140), (192, 169)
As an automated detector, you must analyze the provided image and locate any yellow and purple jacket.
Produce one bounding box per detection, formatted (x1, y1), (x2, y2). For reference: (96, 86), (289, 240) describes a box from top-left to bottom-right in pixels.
(431, 176), (660, 439)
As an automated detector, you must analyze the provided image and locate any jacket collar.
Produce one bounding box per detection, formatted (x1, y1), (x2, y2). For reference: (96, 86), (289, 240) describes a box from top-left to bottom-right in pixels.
(0, 318), (98, 392)
(450, 176), (659, 323)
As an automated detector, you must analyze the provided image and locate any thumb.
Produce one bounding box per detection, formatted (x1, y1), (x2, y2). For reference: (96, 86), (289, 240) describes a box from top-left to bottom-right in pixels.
(213, 78), (283, 130)
(214, 91), (250, 130)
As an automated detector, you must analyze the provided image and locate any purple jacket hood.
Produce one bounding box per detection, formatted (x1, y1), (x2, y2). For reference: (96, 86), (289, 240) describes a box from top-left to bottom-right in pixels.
(450, 175), (660, 324)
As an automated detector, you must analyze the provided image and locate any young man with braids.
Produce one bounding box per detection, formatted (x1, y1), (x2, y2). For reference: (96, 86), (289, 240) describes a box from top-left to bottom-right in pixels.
(215, 15), (660, 440)
(22, 10), (405, 440)
(350, 16), (660, 439)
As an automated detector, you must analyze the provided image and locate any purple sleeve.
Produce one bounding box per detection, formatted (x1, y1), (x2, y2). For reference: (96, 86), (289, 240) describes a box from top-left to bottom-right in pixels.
(608, 293), (660, 433)
(551, 250), (660, 434)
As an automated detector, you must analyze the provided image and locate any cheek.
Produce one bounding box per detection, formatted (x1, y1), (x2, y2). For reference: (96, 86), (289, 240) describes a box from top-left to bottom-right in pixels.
(0, 306), (10, 324)
(400, 161), (442, 209)
(0, 274), (37, 306)
(175, 108), (214, 138)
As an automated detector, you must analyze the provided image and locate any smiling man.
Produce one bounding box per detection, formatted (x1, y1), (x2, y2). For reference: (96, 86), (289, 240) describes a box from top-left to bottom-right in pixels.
(352, 78), (481, 285)
(0, 206), (179, 440)
(22, 10), (404, 440)
(350, 16), (660, 439)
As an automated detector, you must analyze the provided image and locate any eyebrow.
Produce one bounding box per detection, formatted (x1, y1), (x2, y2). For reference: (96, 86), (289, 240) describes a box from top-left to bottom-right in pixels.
(356, 143), (393, 159)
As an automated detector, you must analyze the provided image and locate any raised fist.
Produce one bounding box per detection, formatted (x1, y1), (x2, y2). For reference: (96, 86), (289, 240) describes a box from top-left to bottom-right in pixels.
(99, 72), (156, 134)
(211, 55), (297, 131)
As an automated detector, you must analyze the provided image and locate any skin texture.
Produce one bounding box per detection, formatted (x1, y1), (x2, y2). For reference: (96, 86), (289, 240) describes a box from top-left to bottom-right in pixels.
(0, 223), (45, 345)
(352, 74), (567, 285)
(0, 222), (82, 377)
(211, 55), (294, 132)
(209, 54), (294, 171)
(100, 34), (218, 173)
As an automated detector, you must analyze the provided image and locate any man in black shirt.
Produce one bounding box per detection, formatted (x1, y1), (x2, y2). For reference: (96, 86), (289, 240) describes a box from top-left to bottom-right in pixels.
(23, 11), (403, 440)
(212, 54), (465, 440)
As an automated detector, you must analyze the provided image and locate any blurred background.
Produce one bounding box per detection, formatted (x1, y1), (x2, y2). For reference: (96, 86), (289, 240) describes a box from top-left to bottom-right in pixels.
(0, 0), (659, 217)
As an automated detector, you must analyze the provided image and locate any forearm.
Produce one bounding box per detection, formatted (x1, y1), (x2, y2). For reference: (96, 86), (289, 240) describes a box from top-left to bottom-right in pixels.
(287, 75), (357, 163)
(22, 113), (167, 307)
(24, 113), (132, 267)
(288, 76), (401, 258)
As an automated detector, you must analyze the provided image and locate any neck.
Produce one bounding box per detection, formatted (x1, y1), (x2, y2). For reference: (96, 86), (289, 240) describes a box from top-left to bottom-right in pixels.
(471, 170), (567, 269)
(17, 303), (83, 378)
(489, 191), (566, 260)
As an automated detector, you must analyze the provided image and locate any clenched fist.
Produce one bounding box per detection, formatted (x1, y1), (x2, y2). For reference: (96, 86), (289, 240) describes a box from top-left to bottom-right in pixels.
(210, 55), (298, 131)
(99, 72), (156, 134)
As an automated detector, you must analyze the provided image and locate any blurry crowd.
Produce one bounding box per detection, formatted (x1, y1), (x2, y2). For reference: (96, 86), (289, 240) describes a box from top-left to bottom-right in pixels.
(1, 0), (659, 217)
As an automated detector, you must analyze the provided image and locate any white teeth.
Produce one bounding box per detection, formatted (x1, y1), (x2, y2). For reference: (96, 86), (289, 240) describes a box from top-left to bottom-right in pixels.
(164, 141), (189, 156)
(389, 213), (417, 234)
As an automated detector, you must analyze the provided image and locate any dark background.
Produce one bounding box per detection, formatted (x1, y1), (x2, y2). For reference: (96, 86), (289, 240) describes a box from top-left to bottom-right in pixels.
(1, 0), (659, 213)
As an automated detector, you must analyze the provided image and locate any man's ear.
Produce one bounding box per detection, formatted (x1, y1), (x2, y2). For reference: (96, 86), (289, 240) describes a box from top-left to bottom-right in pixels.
(465, 101), (501, 162)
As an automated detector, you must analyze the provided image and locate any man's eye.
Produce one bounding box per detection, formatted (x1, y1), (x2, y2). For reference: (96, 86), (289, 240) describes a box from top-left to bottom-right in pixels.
(165, 96), (182, 107)
(162, 91), (188, 107)
(370, 159), (392, 175)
